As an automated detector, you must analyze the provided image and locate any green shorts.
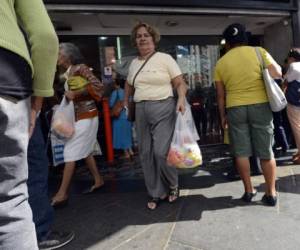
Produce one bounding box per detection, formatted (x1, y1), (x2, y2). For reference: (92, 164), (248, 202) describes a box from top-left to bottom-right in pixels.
(227, 103), (274, 159)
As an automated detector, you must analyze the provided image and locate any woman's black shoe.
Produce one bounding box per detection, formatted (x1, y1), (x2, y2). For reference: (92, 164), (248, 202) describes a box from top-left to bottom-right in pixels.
(261, 194), (277, 206)
(241, 190), (257, 202)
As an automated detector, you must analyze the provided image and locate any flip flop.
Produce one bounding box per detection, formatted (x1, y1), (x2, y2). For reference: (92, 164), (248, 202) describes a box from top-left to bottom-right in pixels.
(147, 195), (168, 210)
(51, 198), (69, 208)
(168, 187), (180, 203)
(82, 184), (105, 194)
(147, 197), (160, 210)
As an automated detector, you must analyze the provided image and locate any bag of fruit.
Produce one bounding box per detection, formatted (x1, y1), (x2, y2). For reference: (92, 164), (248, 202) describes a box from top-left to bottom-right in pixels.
(167, 109), (202, 168)
(51, 96), (75, 139)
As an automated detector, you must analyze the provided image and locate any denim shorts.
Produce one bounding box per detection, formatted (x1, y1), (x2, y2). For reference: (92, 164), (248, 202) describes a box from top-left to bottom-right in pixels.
(227, 102), (274, 159)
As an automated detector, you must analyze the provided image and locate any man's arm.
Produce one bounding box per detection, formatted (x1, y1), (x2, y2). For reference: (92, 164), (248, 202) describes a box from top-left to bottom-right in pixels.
(15, 0), (59, 136)
(15, 0), (59, 97)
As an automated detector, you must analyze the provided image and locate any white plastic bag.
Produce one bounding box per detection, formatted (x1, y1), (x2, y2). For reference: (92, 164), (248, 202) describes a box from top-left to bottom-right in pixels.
(51, 97), (75, 139)
(185, 100), (200, 141)
(51, 133), (65, 166)
(167, 111), (202, 168)
(92, 141), (102, 156)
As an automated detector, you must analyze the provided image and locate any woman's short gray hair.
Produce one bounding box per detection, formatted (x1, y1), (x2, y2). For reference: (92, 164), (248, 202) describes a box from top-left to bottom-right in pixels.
(131, 22), (160, 47)
(59, 42), (84, 65)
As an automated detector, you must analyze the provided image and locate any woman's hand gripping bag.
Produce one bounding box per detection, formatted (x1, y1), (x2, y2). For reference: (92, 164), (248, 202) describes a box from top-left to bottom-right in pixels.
(51, 96), (75, 139)
(167, 109), (202, 168)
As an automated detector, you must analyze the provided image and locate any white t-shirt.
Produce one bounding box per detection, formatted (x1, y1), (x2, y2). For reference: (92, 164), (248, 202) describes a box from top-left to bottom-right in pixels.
(286, 62), (300, 82)
(127, 52), (182, 102)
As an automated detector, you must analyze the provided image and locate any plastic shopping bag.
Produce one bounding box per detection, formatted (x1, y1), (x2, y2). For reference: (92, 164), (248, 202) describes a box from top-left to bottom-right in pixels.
(185, 100), (200, 141)
(167, 110), (202, 168)
(51, 132), (65, 166)
(51, 97), (75, 139)
(92, 141), (102, 156)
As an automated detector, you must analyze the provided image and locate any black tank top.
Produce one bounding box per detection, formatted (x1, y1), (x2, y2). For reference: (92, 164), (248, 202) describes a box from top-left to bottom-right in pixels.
(0, 47), (32, 100)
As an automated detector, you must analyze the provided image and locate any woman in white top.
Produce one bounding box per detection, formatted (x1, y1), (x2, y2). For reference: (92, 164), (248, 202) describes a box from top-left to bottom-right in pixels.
(284, 48), (300, 164)
(51, 43), (104, 207)
(124, 22), (187, 210)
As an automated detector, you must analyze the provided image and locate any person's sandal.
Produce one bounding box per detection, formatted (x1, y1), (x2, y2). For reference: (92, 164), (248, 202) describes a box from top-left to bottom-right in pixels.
(168, 187), (180, 203)
(147, 197), (160, 210)
(241, 189), (257, 202)
(261, 194), (277, 206)
(51, 198), (69, 208)
(82, 183), (105, 194)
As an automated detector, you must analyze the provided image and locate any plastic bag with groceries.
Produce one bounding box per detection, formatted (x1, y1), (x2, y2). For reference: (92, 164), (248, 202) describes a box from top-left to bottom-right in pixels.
(51, 96), (75, 139)
(167, 106), (202, 169)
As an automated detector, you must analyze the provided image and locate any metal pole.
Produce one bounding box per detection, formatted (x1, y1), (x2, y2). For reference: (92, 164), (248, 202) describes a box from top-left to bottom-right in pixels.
(102, 97), (114, 163)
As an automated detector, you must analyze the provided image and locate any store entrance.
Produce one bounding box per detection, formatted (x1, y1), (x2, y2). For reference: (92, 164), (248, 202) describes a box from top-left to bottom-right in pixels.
(96, 35), (222, 145)
(55, 10), (292, 145)
(59, 33), (266, 145)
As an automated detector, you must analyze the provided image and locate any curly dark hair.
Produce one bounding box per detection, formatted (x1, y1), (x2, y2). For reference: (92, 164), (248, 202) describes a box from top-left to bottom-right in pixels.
(288, 48), (300, 62)
(131, 22), (160, 47)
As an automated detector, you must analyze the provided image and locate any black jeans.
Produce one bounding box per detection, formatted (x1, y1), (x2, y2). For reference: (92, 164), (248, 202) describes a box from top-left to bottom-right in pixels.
(273, 111), (289, 151)
(28, 118), (54, 241)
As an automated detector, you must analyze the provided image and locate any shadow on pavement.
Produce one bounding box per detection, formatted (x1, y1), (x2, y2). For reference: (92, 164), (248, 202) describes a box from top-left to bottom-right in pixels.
(52, 168), (262, 250)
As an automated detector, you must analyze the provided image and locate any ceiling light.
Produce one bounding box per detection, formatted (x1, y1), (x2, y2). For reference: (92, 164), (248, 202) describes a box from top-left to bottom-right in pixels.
(283, 20), (289, 26)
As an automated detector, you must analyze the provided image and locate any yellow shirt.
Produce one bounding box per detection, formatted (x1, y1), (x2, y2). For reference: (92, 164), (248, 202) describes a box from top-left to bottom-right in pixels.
(214, 46), (277, 108)
(127, 52), (182, 102)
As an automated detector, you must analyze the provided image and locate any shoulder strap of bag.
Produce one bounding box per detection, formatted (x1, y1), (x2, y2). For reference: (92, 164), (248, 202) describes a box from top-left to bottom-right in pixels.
(132, 51), (157, 88)
(254, 47), (266, 70)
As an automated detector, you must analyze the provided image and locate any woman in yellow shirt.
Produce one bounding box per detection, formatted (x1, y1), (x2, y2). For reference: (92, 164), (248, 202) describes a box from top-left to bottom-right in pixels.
(214, 23), (281, 206)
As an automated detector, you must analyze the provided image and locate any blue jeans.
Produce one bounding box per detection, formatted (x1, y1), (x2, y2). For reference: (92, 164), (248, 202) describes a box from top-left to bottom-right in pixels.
(0, 97), (38, 250)
(28, 117), (54, 241)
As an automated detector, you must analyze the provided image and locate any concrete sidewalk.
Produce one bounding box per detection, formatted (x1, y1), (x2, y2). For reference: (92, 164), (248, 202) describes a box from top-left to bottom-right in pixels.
(51, 146), (300, 250)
